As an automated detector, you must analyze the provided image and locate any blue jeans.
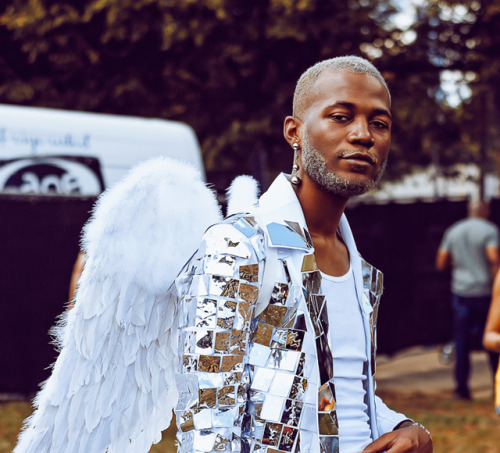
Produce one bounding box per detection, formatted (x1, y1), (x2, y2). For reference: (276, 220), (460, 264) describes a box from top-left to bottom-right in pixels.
(453, 293), (499, 396)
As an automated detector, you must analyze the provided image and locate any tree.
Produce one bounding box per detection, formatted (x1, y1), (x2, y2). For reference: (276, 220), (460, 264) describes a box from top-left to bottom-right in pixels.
(0, 0), (399, 189)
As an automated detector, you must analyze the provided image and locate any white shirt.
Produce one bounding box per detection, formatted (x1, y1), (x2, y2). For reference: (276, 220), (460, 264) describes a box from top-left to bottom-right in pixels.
(321, 267), (372, 453)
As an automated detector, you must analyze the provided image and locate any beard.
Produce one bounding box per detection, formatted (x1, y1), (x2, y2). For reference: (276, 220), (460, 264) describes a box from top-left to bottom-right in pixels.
(300, 132), (387, 197)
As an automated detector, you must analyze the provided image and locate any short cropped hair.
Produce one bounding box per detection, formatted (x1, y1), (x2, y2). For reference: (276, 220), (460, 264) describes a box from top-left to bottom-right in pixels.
(292, 55), (390, 119)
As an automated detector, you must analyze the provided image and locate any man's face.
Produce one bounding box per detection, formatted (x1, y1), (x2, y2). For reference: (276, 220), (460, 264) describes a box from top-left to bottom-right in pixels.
(298, 70), (391, 197)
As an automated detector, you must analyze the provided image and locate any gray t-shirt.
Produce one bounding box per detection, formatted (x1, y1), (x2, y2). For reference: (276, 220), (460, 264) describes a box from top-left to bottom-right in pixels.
(440, 217), (499, 297)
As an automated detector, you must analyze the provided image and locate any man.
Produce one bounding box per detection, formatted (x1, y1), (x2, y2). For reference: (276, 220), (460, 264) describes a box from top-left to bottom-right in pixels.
(14, 56), (432, 453)
(436, 200), (500, 400)
(175, 56), (432, 453)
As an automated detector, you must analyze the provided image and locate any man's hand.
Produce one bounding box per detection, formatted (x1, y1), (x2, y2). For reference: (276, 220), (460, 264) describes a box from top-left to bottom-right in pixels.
(362, 423), (433, 452)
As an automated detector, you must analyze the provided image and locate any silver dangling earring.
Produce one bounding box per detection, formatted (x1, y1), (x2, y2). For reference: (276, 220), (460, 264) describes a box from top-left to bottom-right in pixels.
(291, 142), (301, 186)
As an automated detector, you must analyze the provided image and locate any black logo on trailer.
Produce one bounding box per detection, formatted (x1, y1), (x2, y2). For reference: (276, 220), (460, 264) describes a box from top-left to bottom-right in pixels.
(0, 156), (105, 196)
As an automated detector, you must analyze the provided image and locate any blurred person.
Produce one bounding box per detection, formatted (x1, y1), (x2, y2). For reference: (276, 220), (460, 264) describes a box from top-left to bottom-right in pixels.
(67, 252), (85, 308)
(15, 56), (432, 453)
(436, 200), (500, 400)
(484, 270), (500, 415)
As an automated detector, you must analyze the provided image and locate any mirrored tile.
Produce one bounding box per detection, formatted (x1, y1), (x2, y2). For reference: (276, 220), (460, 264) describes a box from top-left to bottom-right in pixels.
(198, 387), (217, 409)
(217, 300), (237, 329)
(279, 426), (298, 452)
(223, 371), (241, 386)
(239, 283), (259, 304)
(318, 382), (336, 412)
(220, 355), (244, 372)
(259, 304), (287, 327)
(270, 328), (287, 349)
(262, 394), (287, 422)
(281, 259), (292, 284)
(282, 307), (298, 329)
(301, 254), (318, 273)
(193, 430), (216, 452)
(376, 269), (384, 295)
(218, 385), (236, 406)
(199, 372), (224, 389)
(189, 274), (211, 297)
(295, 353), (306, 377)
(268, 349), (300, 372)
(251, 367), (275, 392)
(293, 312), (307, 332)
(254, 322), (274, 347)
(250, 234), (266, 261)
(248, 343), (271, 367)
(286, 330), (305, 351)
(183, 354), (198, 373)
(195, 298), (217, 328)
(281, 399), (303, 427)
(318, 411), (338, 436)
(262, 422), (283, 447)
(302, 271), (321, 295)
(194, 330), (214, 354)
(229, 330), (246, 355)
(267, 222), (309, 250)
(235, 302), (253, 331)
(269, 372), (295, 397)
(198, 355), (221, 373)
(213, 407), (238, 428)
(182, 331), (197, 354)
(233, 217), (257, 238)
(301, 404), (317, 431)
(211, 276), (239, 298)
(214, 332), (230, 354)
(289, 376), (308, 400)
(237, 384), (247, 403)
(303, 228), (314, 249)
(319, 435), (339, 453)
(193, 408), (213, 430)
(239, 264), (259, 282)
(179, 410), (194, 432)
(243, 215), (257, 227)
(204, 255), (236, 277)
(271, 283), (289, 305)
(214, 433), (231, 451)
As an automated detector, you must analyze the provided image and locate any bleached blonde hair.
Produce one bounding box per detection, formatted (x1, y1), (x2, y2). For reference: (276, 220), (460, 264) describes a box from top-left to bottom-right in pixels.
(292, 55), (391, 119)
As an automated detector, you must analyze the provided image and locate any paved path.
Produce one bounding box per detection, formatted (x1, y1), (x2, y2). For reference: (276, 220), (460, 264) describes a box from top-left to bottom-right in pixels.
(376, 346), (495, 400)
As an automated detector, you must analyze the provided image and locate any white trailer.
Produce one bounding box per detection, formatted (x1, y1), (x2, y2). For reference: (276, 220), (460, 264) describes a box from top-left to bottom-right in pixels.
(0, 104), (204, 195)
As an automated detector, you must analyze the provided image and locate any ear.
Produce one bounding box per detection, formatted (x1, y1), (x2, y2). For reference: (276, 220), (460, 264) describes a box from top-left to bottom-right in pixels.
(283, 116), (302, 148)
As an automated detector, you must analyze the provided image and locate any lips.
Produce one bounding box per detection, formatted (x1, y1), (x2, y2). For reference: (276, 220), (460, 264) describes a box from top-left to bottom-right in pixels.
(339, 150), (377, 165)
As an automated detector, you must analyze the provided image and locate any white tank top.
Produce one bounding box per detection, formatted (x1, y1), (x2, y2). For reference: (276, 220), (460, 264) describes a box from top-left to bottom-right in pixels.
(321, 267), (372, 453)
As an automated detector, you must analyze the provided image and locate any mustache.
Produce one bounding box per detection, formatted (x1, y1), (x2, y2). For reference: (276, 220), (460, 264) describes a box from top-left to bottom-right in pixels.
(338, 149), (378, 165)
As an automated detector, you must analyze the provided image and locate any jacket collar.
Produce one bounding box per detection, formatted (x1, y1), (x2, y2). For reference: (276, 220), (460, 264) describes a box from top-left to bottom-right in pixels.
(257, 173), (372, 315)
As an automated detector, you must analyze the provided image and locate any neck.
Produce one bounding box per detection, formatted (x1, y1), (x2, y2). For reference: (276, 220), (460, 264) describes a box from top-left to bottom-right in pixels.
(294, 173), (348, 239)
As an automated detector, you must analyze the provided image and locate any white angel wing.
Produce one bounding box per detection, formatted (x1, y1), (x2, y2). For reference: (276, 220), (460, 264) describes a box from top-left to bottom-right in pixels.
(15, 157), (222, 453)
(225, 174), (260, 216)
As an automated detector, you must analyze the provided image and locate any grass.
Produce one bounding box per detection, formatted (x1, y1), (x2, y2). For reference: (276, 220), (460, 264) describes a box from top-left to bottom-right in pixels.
(378, 391), (500, 453)
(2, 392), (499, 452)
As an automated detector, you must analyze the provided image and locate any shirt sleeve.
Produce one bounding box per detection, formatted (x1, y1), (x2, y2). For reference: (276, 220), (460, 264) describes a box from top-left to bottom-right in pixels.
(374, 394), (409, 436)
(439, 228), (451, 252)
(485, 224), (500, 248)
(175, 217), (265, 452)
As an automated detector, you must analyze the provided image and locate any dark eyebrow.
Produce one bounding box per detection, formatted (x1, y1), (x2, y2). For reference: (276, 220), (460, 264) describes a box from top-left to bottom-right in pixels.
(329, 101), (392, 119)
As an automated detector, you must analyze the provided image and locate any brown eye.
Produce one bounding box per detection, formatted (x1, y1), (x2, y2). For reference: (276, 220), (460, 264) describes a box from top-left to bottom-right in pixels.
(330, 114), (350, 122)
(372, 121), (388, 129)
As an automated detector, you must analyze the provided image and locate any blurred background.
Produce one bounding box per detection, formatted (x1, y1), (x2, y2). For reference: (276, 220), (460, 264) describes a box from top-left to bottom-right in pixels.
(1, 0), (500, 451)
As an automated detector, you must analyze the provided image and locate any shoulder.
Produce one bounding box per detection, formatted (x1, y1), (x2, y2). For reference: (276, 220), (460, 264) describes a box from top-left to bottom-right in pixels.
(200, 212), (267, 263)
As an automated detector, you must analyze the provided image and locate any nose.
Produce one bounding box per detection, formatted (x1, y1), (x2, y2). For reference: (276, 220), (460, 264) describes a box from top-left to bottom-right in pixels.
(347, 119), (374, 148)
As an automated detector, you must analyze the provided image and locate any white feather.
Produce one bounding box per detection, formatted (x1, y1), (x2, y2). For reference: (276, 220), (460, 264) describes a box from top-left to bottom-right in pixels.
(226, 174), (260, 216)
(14, 157), (223, 453)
